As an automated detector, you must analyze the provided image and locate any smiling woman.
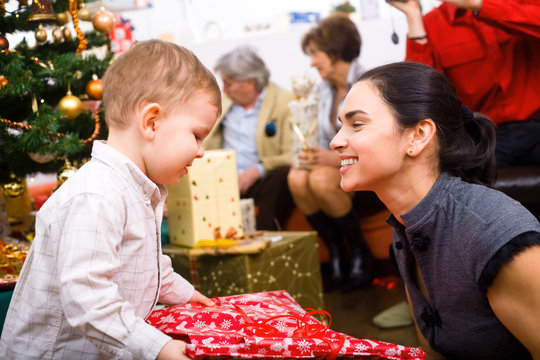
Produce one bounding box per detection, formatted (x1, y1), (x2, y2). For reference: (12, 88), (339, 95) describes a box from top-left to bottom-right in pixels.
(331, 61), (540, 360)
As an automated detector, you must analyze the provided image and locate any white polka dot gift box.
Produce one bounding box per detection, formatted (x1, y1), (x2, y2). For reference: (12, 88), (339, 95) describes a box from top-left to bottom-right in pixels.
(146, 290), (425, 359)
(166, 150), (244, 247)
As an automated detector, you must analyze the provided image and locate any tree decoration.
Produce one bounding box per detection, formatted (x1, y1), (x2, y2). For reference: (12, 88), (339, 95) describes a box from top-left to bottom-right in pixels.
(69, 0), (86, 55)
(77, 2), (90, 21)
(56, 159), (77, 186)
(28, 0), (56, 22)
(85, 74), (102, 100)
(91, 7), (114, 34)
(28, 151), (55, 163)
(0, 34), (8, 50)
(58, 85), (82, 120)
(62, 25), (71, 41)
(52, 26), (63, 43)
(1, 0), (6, 17)
(56, 10), (69, 25)
(0, 75), (7, 89)
(3, 173), (25, 198)
(34, 23), (47, 42)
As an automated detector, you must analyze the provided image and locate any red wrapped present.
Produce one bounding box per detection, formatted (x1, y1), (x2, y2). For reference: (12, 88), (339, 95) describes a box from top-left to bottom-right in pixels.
(146, 290), (425, 359)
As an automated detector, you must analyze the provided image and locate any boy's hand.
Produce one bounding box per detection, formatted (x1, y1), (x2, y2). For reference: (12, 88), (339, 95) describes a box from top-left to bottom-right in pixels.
(156, 340), (191, 360)
(189, 290), (215, 307)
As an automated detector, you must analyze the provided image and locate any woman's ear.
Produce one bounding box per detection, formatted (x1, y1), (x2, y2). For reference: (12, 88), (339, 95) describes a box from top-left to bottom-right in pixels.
(138, 103), (162, 141)
(407, 118), (436, 157)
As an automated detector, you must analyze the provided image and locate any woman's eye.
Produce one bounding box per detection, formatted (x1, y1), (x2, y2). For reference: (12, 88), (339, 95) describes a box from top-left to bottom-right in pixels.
(352, 122), (364, 129)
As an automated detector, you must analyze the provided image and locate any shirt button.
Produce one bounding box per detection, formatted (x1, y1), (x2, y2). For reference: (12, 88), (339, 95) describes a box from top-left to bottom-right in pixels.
(411, 234), (430, 252)
(395, 241), (403, 250)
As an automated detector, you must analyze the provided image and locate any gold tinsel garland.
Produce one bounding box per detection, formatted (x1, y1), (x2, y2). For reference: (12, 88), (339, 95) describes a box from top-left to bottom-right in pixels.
(0, 108), (101, 145)
(69, 0), (87, 56)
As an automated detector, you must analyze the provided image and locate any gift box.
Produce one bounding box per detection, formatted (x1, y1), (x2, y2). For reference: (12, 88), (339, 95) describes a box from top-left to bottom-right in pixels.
(163, 231), (324, 310)
(166, 150), (244, 247)
(146, 290), (425, 359)
(289, 74), (319, 169)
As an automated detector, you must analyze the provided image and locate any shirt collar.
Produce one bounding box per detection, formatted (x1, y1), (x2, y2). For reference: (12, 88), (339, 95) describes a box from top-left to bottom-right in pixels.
(90, 140), (167, 207)
(440, 2), (469, 24)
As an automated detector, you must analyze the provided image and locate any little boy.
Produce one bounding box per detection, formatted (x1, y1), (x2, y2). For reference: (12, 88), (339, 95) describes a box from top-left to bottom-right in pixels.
(0, 40), (222, 359)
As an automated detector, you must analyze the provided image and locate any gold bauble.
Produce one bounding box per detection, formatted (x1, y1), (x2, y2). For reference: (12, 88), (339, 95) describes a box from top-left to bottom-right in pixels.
(85, 76), (103, 100)
(52, 27), (63, 43)
(78, 5), (92, 22)
(57, 161), (77, 186)
(62, 26), (72, 41)
(3, 175), (25, 198)
(57, 11), (70, 26)
(35, 25), (47, 43)
(58, 90), (83, 120)
(92, 8), (114, 33)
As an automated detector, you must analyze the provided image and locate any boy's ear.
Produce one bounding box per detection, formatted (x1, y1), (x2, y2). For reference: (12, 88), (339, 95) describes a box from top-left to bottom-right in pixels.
(138, 103), (162, 141)
(407, 118), (436, 156)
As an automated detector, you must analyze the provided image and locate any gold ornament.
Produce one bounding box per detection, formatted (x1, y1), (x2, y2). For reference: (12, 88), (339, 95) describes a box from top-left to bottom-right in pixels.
(85, 75), (102, 100)
(0, 75), (7, 89)
(92, 7), (114, 33)
(56, 10), (70, 25)
(62, 26), (72, 41)
(78, 4), (91, 21)
(57, 160), (77, 186)
(3, 174), (25, 198)
(35, 24), (47, 43)
(52, 27), (63, 43)
(58, 88), (82, 120)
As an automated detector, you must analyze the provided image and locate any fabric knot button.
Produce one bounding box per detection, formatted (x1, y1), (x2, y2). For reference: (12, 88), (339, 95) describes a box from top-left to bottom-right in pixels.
(395, 241), (403, 250)
(421, 306), (442, 328)
(411, 234), (430, 252)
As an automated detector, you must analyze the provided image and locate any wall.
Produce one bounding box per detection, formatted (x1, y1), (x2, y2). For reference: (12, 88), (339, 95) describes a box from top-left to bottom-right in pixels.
(117, 0), (416, 91)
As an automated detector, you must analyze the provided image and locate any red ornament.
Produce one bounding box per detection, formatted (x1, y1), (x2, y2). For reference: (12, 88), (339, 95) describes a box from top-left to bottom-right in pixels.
(0, 34), (9, 50)
(0, 75), (7, 89)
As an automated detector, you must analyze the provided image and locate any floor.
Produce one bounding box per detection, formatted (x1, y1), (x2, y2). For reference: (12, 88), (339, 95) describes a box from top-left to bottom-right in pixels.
(322, 274), (420, 348)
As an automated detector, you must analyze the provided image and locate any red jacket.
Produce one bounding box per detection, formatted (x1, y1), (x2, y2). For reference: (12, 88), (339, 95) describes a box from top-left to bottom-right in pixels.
(406, 0), (540, 125)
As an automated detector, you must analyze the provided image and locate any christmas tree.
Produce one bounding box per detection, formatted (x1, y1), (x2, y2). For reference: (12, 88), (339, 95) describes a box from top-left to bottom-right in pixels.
(0, 0), (115, 197)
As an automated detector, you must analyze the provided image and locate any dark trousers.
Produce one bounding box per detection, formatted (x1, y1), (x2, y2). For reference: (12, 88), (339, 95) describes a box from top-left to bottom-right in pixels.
(243, 165), (295, 231)
(496, 117), (540, 168)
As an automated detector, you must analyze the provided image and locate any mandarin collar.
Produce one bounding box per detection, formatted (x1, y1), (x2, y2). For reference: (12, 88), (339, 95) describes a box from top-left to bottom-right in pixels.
(90, 140), (167, 207)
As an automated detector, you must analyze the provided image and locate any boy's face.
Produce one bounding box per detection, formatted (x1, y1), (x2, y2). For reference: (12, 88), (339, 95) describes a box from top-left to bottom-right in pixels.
(143, 92), (218, 185)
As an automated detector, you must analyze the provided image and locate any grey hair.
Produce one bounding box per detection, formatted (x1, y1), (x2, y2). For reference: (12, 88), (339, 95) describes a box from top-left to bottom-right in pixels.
(214, 46), (270, 91)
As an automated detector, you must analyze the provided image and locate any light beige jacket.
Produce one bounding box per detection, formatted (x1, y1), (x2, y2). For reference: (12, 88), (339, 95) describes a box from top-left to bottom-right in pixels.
(204, 82), (293, 171)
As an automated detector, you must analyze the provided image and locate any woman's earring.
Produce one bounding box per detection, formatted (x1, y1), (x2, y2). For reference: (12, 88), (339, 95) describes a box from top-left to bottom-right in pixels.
(408, 148), (413, 154)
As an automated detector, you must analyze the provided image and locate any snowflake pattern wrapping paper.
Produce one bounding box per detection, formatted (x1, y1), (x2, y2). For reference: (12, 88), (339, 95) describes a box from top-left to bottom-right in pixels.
(146, 290), (425, 359)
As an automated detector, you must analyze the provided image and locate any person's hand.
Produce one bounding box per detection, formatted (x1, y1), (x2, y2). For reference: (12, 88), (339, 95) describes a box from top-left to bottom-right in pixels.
(238, 167), (260, 195)
(441, 0), (482, 11)
(299, 147), (340, 168)
(386, 0), (422, 17)
(189, 290), (215, 307)
(156, 339), (191, 360)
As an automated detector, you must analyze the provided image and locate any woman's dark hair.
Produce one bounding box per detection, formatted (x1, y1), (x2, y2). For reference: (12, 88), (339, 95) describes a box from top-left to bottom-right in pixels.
(359, 61), (496, 186)
(301, 13), (361, 63)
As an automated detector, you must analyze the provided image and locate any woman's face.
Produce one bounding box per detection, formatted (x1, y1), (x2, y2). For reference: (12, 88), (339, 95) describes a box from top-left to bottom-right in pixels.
(330, 80), (410, 192)
(305, 42), (334, 80)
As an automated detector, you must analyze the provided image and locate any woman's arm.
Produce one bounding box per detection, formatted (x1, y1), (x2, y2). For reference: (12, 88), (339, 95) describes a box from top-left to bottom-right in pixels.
(487, 245), (540, 358)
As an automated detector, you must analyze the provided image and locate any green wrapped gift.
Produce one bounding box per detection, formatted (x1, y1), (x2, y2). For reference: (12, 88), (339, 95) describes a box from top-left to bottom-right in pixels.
(162, 231), (324, 310)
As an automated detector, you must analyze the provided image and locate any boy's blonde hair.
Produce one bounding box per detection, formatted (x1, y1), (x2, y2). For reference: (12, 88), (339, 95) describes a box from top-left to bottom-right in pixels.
(102, 40), (221, 129)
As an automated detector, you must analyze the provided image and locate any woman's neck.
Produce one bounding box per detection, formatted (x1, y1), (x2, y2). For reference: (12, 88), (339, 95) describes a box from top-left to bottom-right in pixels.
(327, 60), (351, 90)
